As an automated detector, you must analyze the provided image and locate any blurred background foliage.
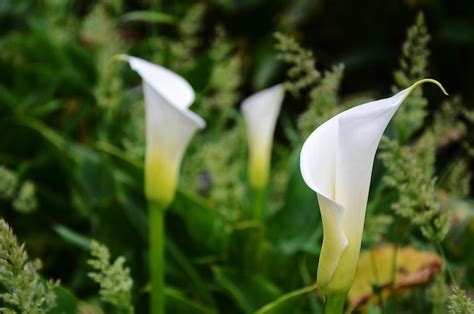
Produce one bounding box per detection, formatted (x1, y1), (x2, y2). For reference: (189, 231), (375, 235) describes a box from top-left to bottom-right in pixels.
(1, 0), (474, 313)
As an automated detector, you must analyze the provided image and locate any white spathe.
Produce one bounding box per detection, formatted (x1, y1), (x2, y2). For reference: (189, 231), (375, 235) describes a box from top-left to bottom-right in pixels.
(300, 79), (447, 296)
(126, 56), (206, 207)
(241, 84), (285, 189)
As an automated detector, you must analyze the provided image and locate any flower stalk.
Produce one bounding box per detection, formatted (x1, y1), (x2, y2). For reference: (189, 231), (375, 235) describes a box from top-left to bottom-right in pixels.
(323, 294), (346, 314)
(121, 55), (205, 314)
(252, 186), (266, 221)
(149, 201), (165, 314)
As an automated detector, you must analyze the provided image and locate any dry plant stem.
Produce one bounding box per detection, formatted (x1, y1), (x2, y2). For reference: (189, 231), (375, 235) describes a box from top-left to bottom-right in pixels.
(323, 294), (346, 314)
(149, 201), (166, 314)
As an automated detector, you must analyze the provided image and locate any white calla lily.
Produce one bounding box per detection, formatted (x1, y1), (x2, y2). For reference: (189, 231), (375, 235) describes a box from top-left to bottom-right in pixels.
(126, 56), (206, 207)
(300, 79), (447, 298)
(241, 84), (285, 190)
(123, 56), (206, 314)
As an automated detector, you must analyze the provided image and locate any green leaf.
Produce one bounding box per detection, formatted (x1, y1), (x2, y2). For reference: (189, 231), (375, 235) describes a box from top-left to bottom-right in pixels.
(173, 190), (231, 254)
(185, 54), (214, 93)
(266, 148), (322, 255)
(166, 287), (215, 314)
(213, 267), (281, 313)
(279, 0), (321, 27)
(53, 224), (92, 251)
(49, 286), (78, 314)
(119, 11), (175, 25)
(166, 239), (217, 308)
(75, 148), (116, 205)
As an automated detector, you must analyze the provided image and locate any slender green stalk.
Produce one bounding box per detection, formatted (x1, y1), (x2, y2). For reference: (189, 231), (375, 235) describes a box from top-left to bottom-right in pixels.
(149, 202), (165, 314)
(246, 186), (266, 272)
(256, 283), (318, 313)
(323, 294), (346, 314)
(435, 242), (456, 284)
(390, 243), (399, 288)
(151, 0), (161, 38)
(252, 187), (266, 221)
(370, 250), (385, 314)
(298, 255), (320, 311)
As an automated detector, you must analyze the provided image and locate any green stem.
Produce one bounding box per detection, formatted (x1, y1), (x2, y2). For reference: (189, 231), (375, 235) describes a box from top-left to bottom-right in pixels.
(149, 202), (166, 314)
(252, 187), (265, 221)
(245, 186), (266, 272)
(256, 283), (318, 314)
(435, 242), (456, 284)
(323, 294), (346, 314)
(370, 250), (385, 313)
(390, 243), (399, 288)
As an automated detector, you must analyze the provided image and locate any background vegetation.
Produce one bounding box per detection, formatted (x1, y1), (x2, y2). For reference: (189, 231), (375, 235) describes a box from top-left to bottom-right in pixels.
(1, 0), (474, 313)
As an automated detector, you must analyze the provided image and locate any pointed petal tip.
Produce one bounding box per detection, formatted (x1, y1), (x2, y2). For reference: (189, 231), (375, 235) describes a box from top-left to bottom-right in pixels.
(195, 115), (207, 129)
(412, 78), (449, 96)
(241, 83), (285, 113)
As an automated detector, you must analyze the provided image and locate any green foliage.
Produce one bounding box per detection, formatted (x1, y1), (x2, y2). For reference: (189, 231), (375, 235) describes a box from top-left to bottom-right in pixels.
(0, 166), (18, 200)
(448, 286), (474, 314)
(274, 32), (320, 96)
(266, 150), (321, 255)
(429, 273), (449, 314)
(431, 96), (467, 148)
(180, 23), (245, 223)
(88, 241), (134, 313)
(81, 1), (125, 145)
(275, 33), (346, 142)
(0, 166), (38, 214)
(379, 136), (450, 243)
(0, 1), (473, 313)
(213, 267), (281, 312)
(183, 124), (246, 223)
(0, 219), (57, 313)
(444, 160), (471, 197)
(362, 214), (394, 248)
(431, 96), (473, 196)
(12, 181), (37, 214)
(393, 12), (431, 141)
(297, 64), (344, 137)
(198, 27), (243, 129)
(394, 13), (430, 89)
(168, 3), (206, 71)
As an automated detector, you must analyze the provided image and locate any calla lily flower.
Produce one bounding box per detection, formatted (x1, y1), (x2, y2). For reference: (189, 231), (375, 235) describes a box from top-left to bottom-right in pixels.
(300, 79), (447, 298)
(241, 84), (285, 190)
(125, 56), (206, 207)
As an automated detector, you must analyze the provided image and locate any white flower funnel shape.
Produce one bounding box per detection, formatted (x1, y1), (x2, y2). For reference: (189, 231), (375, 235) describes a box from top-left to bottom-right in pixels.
(300, 79), (447, 295)
(241, 84), (285, 189)
(126, 56), (206, 207)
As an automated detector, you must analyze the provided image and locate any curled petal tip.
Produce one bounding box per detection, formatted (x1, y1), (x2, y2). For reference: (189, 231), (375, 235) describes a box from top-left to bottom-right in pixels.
(125, 56), (196, 109)
(411, 78), (448, 96)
